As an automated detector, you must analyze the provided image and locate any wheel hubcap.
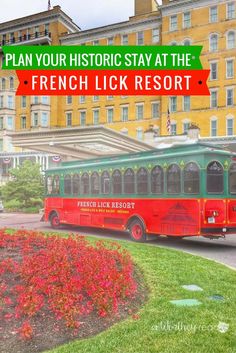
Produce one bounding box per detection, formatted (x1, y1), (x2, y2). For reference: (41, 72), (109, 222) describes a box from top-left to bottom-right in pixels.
(132, 224), (142, 240)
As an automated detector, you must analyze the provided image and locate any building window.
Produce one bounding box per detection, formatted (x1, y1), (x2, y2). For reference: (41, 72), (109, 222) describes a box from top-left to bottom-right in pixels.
(107, 108), (114, 123)
(66, 112), (72, 127)
(93, 109), (99, 125)
(32, 113), (39, 127)
(80, 111), (86, 126)
(41, 112), (49, 127)
(210, 34), (218, 52)
(210, 90), (218, 108)
(121, 34), (128, 45)
(183, 122), (190, 134)
(170, 15), (178, 31)
(107, 37), (114, 45)
(9, 77), (14, 89)
(93, 40), (99, 45)
(33, 96), (39, 104)
(183, 96), (190, 111)
(42, 96), (49, 104)
(1, 78), (6, 90)
(7, 96), (13, 109)
(226, 88), (234, 106)
(227, 31), (236, 49)
(211, 119), (217, 136)
(226, 59), (234, 78)
(0, 117), (4, 130)
(210, 6), (218, 23)
(0, 96), (3, 108)
(183, 39), (191, 46)
(227, 118), (234, 136)
(210, 62), (218, 80)
(66, 96), (72, 104)
(136, 104), (144, 120)
(152, 102), (160, 118)
(34, 26), (39, 38)
(21, 96), (27, 108)
(45, 23), (49, 35)
(121, 106), (128, 121)
(21, 116), (26, 129)
(107, 95), (113, 100)
(136, 128), (143, 140)
(183, 12), (191, 28)
(137, 31), (144, 45)
(93, 96), (99, 102)
(7, 116), (13, 130)
(171, 123), (177, 135)
(79, 96), (86, 103)
(152, 29), (159, 43)
(170, 96), (177, 112)
(227, 2), (235, 19)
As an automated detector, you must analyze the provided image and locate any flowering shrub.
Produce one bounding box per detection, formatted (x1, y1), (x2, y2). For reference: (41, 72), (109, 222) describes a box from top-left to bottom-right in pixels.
(0, 229), (137, 339)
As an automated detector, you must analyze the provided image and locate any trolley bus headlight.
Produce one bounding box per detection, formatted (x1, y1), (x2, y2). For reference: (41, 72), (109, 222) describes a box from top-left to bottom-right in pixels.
(212, 211), (219, 217)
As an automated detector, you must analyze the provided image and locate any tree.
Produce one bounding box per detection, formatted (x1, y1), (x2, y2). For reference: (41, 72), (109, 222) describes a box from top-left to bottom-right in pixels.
(1, 160), (44, 209)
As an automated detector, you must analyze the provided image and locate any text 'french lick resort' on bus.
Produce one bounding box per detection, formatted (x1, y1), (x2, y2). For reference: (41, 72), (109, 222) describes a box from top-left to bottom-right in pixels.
(43, 142), (236, 242)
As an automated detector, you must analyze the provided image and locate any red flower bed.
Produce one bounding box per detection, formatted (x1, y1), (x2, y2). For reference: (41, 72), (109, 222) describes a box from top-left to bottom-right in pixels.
(0, 229), (137, 340)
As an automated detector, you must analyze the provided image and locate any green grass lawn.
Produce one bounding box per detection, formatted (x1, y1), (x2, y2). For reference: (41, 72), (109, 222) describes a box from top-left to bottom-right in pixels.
(39, 237), (235, 353)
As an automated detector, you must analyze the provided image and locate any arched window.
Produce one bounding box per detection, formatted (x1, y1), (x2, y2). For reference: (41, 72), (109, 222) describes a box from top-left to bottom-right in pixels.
(9, 77), (14, 90)
(112, 169), (122, 194)
(91, 172), (99, 194)
(207, 161), (224, 193)
(184, 162), (200, 194)
(72, 174), (80, 195)
(2, 78), (6, 90)
(137, 167), (148, 194)
(227, 31), (236, 49)
(183, 39), (191, 46)
(64, 174), (72, 195)
(124, 168), (135, 194)
(210, 34), (218, 52)
(229, 163), (236, 194)
(101, 171), (110, 194)
(46, 175), (52, 194)
(52, 175), (60, 194)
(81, 172), (89, 194)
(167, 164), (181, 194)
(151, 166), (164, 194)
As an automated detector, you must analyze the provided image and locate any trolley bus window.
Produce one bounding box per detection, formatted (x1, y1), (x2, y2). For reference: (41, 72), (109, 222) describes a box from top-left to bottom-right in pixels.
(101, 171), (110, 194)
(137, 167), (148, 194)
(46, 175), (52, 194)
(81, 172), (89, 195)
(72, 174), (80, 195)
(64, 174), (72, 195)
(151, 166), (164, 194)
(207, 161), (224, 193)
(91, 172), (100, 194)
(124, 168), (135, 194)
(112, 170), (122, 194)
(167, 164), (181, 194)
(52, 175), (60, 194)
(184, 163), (200, 194)
(229, 163), (236, 194)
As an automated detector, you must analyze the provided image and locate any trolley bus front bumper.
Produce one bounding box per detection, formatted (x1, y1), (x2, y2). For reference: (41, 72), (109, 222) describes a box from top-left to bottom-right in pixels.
(201, 227), (236, 235)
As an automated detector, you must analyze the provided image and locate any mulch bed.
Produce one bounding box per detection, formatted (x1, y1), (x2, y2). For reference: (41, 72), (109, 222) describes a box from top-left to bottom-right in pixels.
(0, 234), (148, 353)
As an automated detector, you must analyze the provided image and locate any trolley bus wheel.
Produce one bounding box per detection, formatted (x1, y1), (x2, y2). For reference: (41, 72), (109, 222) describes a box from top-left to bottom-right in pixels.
(129, 219), (146, 242)
(50, 212), (60, 229)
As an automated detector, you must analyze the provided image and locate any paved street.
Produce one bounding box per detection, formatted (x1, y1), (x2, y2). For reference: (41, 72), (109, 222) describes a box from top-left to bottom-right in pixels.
(0, 212), (235, 269)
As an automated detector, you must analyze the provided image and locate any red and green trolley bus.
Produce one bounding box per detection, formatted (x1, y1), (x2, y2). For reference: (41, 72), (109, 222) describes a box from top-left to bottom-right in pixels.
(43, 142), (236, 241)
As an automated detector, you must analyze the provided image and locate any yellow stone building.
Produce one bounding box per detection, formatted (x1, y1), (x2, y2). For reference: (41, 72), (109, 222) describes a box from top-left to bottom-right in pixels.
(0, 0), (235, 162)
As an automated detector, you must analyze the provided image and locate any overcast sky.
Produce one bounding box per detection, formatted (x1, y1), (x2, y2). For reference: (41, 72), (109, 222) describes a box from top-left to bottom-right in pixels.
(0, 0), (161, 30)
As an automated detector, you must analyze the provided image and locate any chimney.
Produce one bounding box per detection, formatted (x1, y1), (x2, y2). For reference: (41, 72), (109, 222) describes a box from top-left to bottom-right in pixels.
(135, 0), (158, 16)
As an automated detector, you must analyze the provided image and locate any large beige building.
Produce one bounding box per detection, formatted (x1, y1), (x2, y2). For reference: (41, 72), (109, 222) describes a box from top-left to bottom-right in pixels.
(0, 0), (235, 181)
